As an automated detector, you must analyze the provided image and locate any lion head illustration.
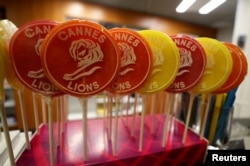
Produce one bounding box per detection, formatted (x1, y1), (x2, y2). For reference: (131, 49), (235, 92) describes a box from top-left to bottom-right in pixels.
(63, 39), (104, 81)
(118, 42), (136, 76)
(151, 46), (164, 76)
(176, 48), (193, 76)
(27, 38), (45, 78)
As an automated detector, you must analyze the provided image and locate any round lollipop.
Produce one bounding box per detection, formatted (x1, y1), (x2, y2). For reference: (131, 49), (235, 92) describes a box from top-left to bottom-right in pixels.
(9, 20), (63, 96)
(40, 19), (120, 161)
(0, 26), (15, 165)
(214, 42), (248, 93)
(108, 28), (152, 95)
(136, 30), (180, 150)
(9, 20), (64, 165)
(163, 34), (206, 146)
(185, 37), (233, 142)
(167, 34), (206, 93)
(0, 20), (31, 150)
(137, 30), (180, 94)
(108, 27), (153, 154)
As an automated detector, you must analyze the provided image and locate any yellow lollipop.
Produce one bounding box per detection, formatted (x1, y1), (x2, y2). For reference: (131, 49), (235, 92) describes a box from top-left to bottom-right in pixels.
(137, 30), (180, 94)
(191, 38), (233, 94)
(182, 37), (233, 143)
(0, 20), (16, 165)
(0, 20), (30, 150)
(136, 30), (179, 150)
(0, 20), (23, 90)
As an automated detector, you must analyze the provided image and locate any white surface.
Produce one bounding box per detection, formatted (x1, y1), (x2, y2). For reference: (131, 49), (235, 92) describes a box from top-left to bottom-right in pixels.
(0, 130), (31, 166)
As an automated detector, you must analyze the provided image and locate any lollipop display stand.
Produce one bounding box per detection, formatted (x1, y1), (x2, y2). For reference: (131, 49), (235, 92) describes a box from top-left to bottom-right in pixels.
(15, 114), (208, 165)
(1, 18), (248, 166)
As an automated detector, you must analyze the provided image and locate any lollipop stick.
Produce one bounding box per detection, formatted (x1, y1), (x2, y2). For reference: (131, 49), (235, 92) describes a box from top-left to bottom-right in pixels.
(113, 95), (120, 156)
(0, 102), (15, 165)
(150, 94), (157, 135)
(182, 93), (195, 144)
(125, 94), (131, 126)
(107, 95), (112, 140)
(60, 96), (65, 135)
(32, 92), (40, 134)
(79, 98), (88, 161)
(17, 90), (30, 149)
(47, 96), (54, 166)
(138, 95), (146, 152)
(56, 97), (61, 147)
(131, 93), (139, 137)
(162, 93), (174, 147)
(199, 93), (212, 139)
(42, 97), (47, 124)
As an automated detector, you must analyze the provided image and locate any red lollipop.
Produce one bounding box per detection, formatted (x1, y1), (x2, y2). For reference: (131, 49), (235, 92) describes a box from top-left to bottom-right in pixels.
(166, 34), (206, 92)
(40, 20), (120, 97)
(214, 42), (248, 93)
(9, 20), (63, 96)
(40, 19), (120, 161)
(108, 28), (153, 95)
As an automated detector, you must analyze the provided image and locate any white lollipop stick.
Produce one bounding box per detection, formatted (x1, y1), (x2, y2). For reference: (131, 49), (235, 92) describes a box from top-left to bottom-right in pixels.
(46, 96), (54, 166)
(150, 94), (157, 135)
(162, 93), (174, 147)
(17, 90), (30, 149)
(32, 92), (40, 134)
(107, 95), (113, 140)
(113, 95), (120, 156)
(182, 92), (195, 144)
(0, 102), (15, 165)
(131, 93), (139, 137)
(56, 97), (61, 147)
(125, 94), (131, 126)
(138, 94), (146, 151)
(79, 98), (88, 161)
(60, 95), (66, 134)
(199, 93), (212, 139)
(42, 97), (47, 124)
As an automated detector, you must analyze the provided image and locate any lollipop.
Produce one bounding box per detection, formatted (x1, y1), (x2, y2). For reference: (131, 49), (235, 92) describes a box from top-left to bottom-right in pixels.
(137, 30), (180, 151)
(40, 19), (120, 161)
(163, 34), (206, 147)
(0, 20), (31, 150)
(108, 27), (153, 154)
(0, 29), (15, 165)
(9, 20), (65, 165)
(214, 42), (248, 93)
(182, 37), (233, 143)
(9, 20), (63, 96)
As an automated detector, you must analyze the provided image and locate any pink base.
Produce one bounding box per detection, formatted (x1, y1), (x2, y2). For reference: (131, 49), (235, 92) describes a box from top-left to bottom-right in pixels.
(16, 115), (208, 165)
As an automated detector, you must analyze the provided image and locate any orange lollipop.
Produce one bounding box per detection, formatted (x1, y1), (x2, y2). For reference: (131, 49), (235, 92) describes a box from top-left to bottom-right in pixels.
(108, 28), (152, 95)
(40, 19), (120, 161)
(9, 20), (63, 96)
(41, 20), (120, 97)
(214, 42), (248, 93)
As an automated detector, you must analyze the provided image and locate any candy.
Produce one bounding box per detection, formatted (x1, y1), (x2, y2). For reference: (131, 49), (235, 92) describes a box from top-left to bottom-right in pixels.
(40, 20), (120, 97)
(137, 30), (180, 94)
(191, 38), (233, 94)
(108, 28), (153, 95)
(167, 34), (206, 92)
(40, 19), (120, 161)
(214, 42), (248, 93)
(9, 20), (63, 96)
(0, 20), (31, 151)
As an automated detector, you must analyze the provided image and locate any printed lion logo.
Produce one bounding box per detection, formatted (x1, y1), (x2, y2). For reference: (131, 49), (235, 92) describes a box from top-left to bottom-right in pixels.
(27, 38), (45, 78)
(177, 48), (193, 76)
(118, 42), (136, 76)
(63, 39), (104, 80)
(204, 52), (215, 75)
(151, 46), (164, 76)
